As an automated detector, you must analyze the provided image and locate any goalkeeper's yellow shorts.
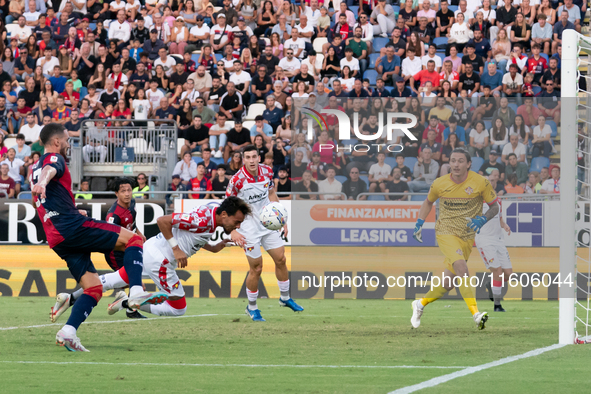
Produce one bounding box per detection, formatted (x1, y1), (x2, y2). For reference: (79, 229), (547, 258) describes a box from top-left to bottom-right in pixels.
(436, 234), (474, 274)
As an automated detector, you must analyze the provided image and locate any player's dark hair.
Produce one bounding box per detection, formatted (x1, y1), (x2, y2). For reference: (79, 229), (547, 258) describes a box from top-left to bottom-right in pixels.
(451, 148), (471, 163)
(243, 145), (259, 156)
(218, 196), (252, 217)
(39, 123), (66, 146)
(113, 177), (134, 193)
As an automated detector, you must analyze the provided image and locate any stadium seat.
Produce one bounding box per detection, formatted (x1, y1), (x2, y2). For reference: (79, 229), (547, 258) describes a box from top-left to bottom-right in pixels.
(533, 86), (542, 96)
(177, 138), (185, 156)
(242, 120), (255, 131)
(313, 37), (328, 53)
(4, 136), (17, 148)
(457, 53), (463, 59)
(530, 156), (550, 173)
(368, 53), (380, 69)
(547, 120), (558, 138)
(88, 23), (97, 31)
(384, 86), (394, 93)
(261, 37), (271, 47)
(540, 53), (549, 62)
(393, 5), (400, 13)
(211, 157), (225, 165)
(373, 37), (389, 53)
(471, 157), (484, 172)
(18, 192), (31, 199)
(433, 37), (448, 50)
(484, 120), (492, 130)
(368, 195), (385, 201)
(411, 194), (427, 201)
(5, 24), (19, 39)
(79, 87), (88, 100)
(360, 175), (369, 188)
(335, 175), (348, 183)
(191, 54), (200, 64)
(404, 156), (418, 170)
(350, 5), (359, 19)
(508, 103), (518, 113)
(215, 53), (223, 62)
(436, 52), (446, 64)
(364, 70), (378, 85)
(449, 5), (458, 12)
(170, 54), (183, 61)
(245, 104), (265, 120)
(127, 138), (154, 154)
(385, 157), (397, 168)
(225, 121), (235, 130)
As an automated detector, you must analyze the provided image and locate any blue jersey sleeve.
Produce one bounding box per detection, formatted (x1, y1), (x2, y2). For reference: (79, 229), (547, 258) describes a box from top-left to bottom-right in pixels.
(41, 153), (66, 179)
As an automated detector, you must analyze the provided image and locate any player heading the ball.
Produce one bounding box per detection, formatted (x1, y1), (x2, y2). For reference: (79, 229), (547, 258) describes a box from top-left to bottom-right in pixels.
(226, 145), (303, 322)
(411, 148), (500, 330)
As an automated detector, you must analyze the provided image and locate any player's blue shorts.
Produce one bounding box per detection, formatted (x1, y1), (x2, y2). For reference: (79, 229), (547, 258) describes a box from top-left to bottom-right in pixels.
(53, 218), (121, 282)
(104, 250), (125, 271)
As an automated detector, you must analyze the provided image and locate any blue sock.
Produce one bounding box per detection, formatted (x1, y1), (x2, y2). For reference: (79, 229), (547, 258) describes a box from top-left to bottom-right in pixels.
(124, 246), (143, 288)
(65, 294), (97, 330)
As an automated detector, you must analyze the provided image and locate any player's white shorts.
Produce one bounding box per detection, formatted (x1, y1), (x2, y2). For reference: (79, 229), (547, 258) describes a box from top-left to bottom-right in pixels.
(238, 217), (284, 259)
(142, 243), (185, 298)
(476, 240), (512, 270)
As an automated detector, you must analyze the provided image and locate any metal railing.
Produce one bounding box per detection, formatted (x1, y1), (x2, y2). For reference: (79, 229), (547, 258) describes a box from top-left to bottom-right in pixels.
(356, 192), (428, 200)
(70, 119), (178, 192)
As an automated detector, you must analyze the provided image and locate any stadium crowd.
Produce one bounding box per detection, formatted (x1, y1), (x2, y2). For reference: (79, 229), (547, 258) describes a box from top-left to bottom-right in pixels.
(0, 0), (575, 200)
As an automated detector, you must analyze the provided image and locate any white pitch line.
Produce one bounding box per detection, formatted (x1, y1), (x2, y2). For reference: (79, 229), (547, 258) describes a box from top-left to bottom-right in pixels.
(0, 360), (468, 370)
(0, 313), (234, 331)
(388, 343), (567, 394)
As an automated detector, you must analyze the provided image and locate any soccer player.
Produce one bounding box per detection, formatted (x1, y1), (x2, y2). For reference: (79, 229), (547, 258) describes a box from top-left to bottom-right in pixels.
(100, 197), (250, 317)
(51, 177), (149, 321)
(226, 145), (304, 322)
(31, 124), (168, 352)
(475, 197), (513, 312)
(411, 148), (499, 330)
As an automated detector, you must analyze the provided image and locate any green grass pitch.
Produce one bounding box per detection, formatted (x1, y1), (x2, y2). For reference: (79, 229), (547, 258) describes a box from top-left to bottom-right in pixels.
(0, 298), (589, 393)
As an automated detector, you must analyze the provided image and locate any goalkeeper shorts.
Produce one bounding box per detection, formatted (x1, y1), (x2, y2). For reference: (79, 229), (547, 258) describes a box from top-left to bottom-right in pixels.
(436, 234), (474, 274)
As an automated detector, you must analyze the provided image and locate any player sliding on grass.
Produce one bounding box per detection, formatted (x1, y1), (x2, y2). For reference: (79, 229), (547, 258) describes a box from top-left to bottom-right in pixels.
(54, 197), (250, 318)
(51, 177), (149, 321)
(475, 172), (513, 312)
(411, 148), (499, 330)
(227, 145), (304, 322)
(31, 124), (168, 352)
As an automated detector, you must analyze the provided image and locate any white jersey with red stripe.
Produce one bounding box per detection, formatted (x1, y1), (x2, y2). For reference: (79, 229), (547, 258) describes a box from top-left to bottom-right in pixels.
(148, 202), (219, 264)
(226, 164), (275, 237)
(475, 201), (503, 242)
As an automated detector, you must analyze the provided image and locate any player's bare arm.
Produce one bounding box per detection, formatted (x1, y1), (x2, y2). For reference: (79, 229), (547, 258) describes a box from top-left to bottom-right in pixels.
(31, 166), (57, 199)
(500, 215), (511, 235)
(202, 239), (232, 253)
(484, 201), (499, 222)
(156, 215), (188, 268)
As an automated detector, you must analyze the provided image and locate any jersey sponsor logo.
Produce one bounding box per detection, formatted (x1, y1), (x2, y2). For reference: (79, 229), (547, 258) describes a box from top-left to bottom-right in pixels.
(42, 210), (60, 222)
(456, 248), (463, 256)
(50, 155), (58, 163)
(181, 213), (190, 221)
(464, 186), (474, 195)
(248, 192), (267, 201)
(108, 217), (115, 223)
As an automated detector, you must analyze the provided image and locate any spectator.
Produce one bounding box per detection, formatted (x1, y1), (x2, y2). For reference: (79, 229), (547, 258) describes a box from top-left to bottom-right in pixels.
(312, 129), (336, 165)
(318, 166), (343, 200)
(489, 117), (509, 152)
(420, 128), (443, 161)
(411, 60), (440, 94)
(440, 133), (461, 175)
(182, 115), (210, 157)
(211, 164), (229, 198)
(200, 148), (218, 180)
(525, 171), (541, 194)
(1, 148), (25, 194)
(502, 134), (527, 165)
(439, 60), (460, 91)
(173, 151), (198, 184)
(250, 115), (273, 150)
(64, 109), (82, 138)
(505, 153), (528, 188)
(219, 81), (244, 121)
(458, 63), (480, 106)
(133, 173), (150, 198)
(368, 152), (392, 193)
(342, 166), (368, 200)
(488, 168), (505, 196)
(188, 162), (213, 199)
(386, 167), (410, 201)
(532, 13), (553, 56)
(74, 179), (93, 200)
(408, 147), (439, 193)
(307, 151), (329, 181)
(531, 115), (553, 158)
(492, 97), (516, 129)
(538, 80), (561, 124)
(293, 170), (319, 200)
(480, 62), (503, 97)
(443, 116), (466, 146)
(446, 12), (472, 56)
(290, 150), (308, 182)
(508, 114), (530, 146)
(166, 174), (187, 207)
(423, 115), (445, 143)
(505, 173), (525, 194)
(12, 134), (31, 162)
(223, 119), (251, 162)
(402, 48), (423, 84)
(557, 0), (581, 32)
(429, 97), (452, 124)
(461, 43), (484, 75)
(422, 44), (443, 73)
(20, 113), (42, 144)
(208, 113), (230, 158)
(394, 153), (413, 181)
(370, 0), (396, 38)
(541, 58), (560, 90)
(436, 0), (454, 38)
(468, 120), (490, 158)
(0, 163), (15, 198)
(517, 97), (542, 127)
(451, 96), (472, 130)
(272, 139), (287, 175)
(226, 151), (244, 177)
(193, 97), (217, 125)
(502, 64), (523, 105)
(272, 165), (291, 201)
(377, 46), (401, 86)
(479, 149), (505, 181)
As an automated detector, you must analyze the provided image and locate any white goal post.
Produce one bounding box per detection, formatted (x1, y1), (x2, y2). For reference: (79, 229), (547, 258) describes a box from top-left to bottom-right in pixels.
(560, 29), (588, 344)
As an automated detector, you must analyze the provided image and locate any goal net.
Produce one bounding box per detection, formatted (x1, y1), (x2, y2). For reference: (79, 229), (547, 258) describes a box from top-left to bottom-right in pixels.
(561, 30), (591, 344)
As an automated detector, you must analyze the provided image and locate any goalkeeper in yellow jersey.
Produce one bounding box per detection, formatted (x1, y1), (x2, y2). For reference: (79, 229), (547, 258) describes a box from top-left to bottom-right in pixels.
(410, 148), (499, 330)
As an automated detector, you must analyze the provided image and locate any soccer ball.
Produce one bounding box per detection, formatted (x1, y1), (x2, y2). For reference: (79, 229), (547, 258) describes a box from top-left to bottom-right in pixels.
(260, 202), (288, 231)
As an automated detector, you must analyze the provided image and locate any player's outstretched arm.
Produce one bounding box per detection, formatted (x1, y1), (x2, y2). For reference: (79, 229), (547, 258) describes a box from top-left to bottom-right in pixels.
(31, 166), (57, 200)
(203, 239), (232, 253)
(157, 215), (188, 268)
(413, 198), (434, 243)
(467, 201), (500, 234)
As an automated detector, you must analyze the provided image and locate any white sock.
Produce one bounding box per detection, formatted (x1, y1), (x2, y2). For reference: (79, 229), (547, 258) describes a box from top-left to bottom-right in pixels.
(61, 324), (76, 336)
(100, 272), (128, 292)
(129, 285), (144, 297)
(278, 280), (290, 301)
(139, 302), (186, 316)
(247, 289), (258, 311)
(72, 288), (84, 301)
(492, 285), (503, 306)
